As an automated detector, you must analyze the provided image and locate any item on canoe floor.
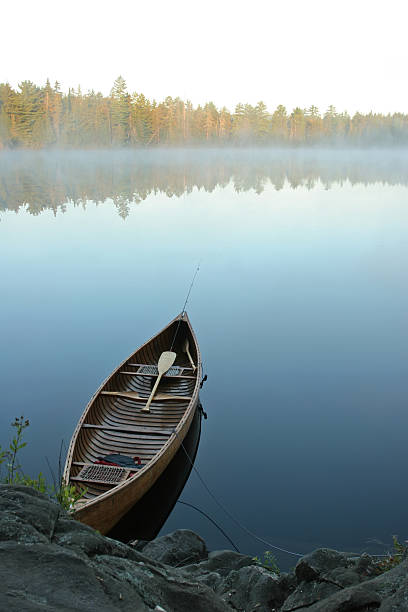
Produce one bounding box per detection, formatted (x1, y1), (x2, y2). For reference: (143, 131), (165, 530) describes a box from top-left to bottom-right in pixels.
(63, 311), (202, 534)
(95, 454), (142, 468)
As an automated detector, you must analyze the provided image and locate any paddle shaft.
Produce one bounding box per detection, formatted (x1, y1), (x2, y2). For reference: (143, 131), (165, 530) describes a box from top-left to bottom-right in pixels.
(183, 338), (196, 372)
(142, 375), (163, 412)
(142, 350), (177, 412)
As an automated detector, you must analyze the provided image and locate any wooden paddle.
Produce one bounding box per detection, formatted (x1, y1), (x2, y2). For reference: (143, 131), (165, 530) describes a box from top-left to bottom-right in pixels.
(142, 351), (177, 412)
(182, 338), (196, 372)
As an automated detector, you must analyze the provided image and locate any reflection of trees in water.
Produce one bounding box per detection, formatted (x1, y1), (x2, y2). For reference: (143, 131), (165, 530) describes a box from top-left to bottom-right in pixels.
(1, 150), (408, 218)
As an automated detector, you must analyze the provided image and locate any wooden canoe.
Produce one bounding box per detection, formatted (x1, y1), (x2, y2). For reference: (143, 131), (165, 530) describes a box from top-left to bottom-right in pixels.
(63, 312), (202, 534)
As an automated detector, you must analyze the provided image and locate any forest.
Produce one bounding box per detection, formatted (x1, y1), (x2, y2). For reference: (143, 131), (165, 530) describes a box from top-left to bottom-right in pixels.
(1, 77), (408, 149)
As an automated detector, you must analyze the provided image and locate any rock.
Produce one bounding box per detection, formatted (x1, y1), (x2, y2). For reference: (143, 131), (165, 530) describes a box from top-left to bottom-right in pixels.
(370, 558), (408, 601)
(282, 579), (341, 611)
(379, 577), (408, 611)
(0, 486), (229, 612)
(296, 558), (408, 612)
(0, 484), (60, 543)
(183, 549), (256, 577)
(216, 565), (290, 612)
(141, 529), (207, 567)
(0, 540), (146, 612)
(355, 552), (379, 578)
(305, 585), (381, 611)
(295, 548), (349, 582)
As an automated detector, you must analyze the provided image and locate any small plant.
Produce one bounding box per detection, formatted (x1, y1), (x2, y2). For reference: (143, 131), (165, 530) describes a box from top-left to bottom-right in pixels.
(253, 550), (280, 575)
(1, 415), (86, 513)
(375, 536), (408, 574)
(55, 481), (87, 512)
(13, 471), (48, 494)
(4, 416), (30, 483)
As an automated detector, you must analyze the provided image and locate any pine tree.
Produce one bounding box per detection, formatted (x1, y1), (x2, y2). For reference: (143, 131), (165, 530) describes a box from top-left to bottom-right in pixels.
(110, 76), (130, 145)
(271, 105), (288, 144)
(0, 83), (13, 148)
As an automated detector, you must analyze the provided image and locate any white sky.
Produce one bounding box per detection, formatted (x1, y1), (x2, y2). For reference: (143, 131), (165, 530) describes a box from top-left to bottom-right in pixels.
(2, 0), (407, 115)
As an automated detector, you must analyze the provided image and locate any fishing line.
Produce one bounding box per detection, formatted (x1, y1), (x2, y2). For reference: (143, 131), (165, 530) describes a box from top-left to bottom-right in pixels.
(170, 262), (201, 351)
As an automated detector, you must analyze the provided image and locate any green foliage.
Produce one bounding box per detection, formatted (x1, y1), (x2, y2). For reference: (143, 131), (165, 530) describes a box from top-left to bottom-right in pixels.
(3, 416), (30, 484)
(375, 536), (408, 574)
(13, 471), (48, 494)
(0, 416), (86, 513)
(253, 550), (280, 575)
(55, 482), (87, 512)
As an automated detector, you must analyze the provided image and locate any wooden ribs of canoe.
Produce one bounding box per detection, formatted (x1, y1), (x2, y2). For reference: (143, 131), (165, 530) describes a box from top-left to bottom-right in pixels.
(63, 312), (201, 534)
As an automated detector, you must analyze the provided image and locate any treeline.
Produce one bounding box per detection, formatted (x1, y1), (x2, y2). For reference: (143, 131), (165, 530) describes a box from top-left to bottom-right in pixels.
(1, 77), (408, 149)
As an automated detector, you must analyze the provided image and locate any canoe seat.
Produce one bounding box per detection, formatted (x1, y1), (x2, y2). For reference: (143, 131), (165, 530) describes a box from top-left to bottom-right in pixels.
(137, 364), (183, 376)
(120, 371), (196, 379)
(72, 464), (131, 486)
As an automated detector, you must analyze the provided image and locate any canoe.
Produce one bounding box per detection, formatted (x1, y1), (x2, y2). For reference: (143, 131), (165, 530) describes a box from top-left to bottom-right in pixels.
(63, 312), (202, 534)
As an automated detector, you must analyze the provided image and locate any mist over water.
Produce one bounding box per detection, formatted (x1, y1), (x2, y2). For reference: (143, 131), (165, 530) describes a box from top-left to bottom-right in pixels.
(1, 148), (408, 217)
(1, 149), (407, 569)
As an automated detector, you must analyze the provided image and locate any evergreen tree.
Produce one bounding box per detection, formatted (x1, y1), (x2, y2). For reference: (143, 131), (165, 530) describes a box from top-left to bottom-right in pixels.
(289, 107), (306, 144)
(271, 105), (288, 144)
(0, 83), (13, 148)
(110, 76), (130, 145)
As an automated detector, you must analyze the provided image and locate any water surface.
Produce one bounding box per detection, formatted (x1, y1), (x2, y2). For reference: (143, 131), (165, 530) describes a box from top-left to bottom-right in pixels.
(1, 149), (407, 569)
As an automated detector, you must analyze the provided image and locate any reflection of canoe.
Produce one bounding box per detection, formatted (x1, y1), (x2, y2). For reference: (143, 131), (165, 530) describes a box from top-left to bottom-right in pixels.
(108, 405), (202, 542)
(63, 312), (201, 534)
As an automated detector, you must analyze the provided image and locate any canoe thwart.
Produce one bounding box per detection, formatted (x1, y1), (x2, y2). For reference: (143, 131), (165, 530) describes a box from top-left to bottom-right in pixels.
(82, 423), (175, 435)
(120, 371), (196, 379)
(100, 391), (192, 402)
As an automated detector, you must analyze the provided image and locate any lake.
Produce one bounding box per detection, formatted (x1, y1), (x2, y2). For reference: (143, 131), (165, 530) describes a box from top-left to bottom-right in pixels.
(1, 148), (407, 569)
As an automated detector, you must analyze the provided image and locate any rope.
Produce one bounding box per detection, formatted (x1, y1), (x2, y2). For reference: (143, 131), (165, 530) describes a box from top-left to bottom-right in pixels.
(175, 433), (390, 559)
(174, 431), (303, 557)
(170, 262), (200, 351)
(177, 500), (240, 553)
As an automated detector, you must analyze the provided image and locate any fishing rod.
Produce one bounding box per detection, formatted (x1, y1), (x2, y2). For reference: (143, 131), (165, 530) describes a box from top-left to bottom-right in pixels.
(170, 263), (200, 351)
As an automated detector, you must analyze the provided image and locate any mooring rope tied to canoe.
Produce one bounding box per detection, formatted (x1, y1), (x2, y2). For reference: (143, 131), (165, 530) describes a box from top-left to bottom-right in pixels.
(174, 432), (303, 558)
(176, 434), (390, 560)
(170, 262), (201, 351)
(177, 501), (240, 553)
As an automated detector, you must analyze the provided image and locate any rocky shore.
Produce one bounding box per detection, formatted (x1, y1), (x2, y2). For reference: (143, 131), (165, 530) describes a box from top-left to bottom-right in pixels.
(1, 484), (407, 611)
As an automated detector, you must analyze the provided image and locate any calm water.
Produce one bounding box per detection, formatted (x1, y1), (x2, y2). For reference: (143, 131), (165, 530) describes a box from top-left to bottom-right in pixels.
(1, 149), (407, 569)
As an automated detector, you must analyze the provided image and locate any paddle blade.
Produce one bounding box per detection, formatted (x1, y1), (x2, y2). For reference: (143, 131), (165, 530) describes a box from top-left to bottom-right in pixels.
(157, 351), (177, 375)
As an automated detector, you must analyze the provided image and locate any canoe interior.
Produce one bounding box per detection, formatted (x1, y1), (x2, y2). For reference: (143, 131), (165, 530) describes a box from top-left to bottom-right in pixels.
(66, 316), (200, 509)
